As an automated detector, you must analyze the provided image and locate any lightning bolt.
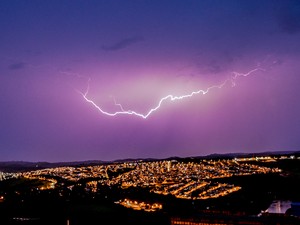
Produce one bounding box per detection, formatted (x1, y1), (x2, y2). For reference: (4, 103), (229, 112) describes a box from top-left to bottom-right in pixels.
(79, 68), (264, 119)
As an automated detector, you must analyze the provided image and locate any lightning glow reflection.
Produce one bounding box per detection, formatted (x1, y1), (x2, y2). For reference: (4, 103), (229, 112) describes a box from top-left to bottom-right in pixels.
(79, 68), (264, 119)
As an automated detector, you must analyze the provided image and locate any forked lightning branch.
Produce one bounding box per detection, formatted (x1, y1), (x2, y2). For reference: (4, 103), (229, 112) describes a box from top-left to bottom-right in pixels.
(79, 68), (264, 119)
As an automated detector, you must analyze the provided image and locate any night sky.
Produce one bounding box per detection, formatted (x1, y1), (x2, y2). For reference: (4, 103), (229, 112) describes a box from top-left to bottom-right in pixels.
(1, 0), (300, 162)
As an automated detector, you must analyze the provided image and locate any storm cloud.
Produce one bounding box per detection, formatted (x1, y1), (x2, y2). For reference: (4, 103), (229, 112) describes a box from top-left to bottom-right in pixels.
(102, 36), (144, 51)
(8, 62), (26, 70)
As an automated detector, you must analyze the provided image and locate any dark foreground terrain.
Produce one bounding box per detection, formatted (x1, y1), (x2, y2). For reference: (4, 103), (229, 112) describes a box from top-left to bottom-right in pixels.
(1, 153), (300, 225)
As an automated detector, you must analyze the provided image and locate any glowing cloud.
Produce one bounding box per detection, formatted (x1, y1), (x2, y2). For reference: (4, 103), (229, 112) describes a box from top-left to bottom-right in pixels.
(79, 68), (264, 119)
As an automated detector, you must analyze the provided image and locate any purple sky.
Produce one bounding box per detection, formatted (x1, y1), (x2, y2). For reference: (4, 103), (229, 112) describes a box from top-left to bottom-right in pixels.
(1, 0), (300, 162)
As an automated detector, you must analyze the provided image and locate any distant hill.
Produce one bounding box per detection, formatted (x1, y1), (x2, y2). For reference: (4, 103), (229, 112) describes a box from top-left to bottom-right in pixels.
(204, 150), (300, 159)
(1, 150), (299, 172)
(0, 160), (106, 173)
